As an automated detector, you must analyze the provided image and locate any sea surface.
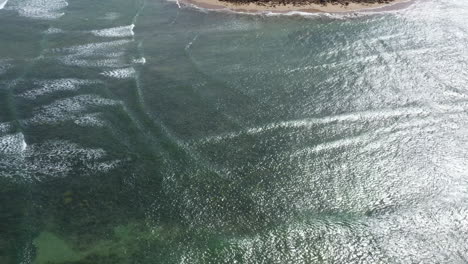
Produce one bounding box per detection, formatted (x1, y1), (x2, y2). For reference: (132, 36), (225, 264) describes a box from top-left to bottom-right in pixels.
(1, 0), (468, 263)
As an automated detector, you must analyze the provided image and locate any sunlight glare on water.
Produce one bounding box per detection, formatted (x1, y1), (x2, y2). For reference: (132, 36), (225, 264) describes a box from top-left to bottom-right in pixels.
(1, 0), (468, 263)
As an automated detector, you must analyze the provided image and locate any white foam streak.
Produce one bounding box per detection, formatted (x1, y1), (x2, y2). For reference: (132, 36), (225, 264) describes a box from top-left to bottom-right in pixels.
(19, 79), (97, 99)
(101, 67), (136, 79)
(12, 0), (68, 19)
(49, 39), (132, 68)
(133, 57), (146, 64)
(45, 27), (64, 34)
(292, 117), (452, 157)
(54, 40), (131, 57)
(0, 140), (122, 180)
(91, 24), (135, 38)
(73, 113), (106, 128)
(53, 40), (132, 68)
(292, 134), (368, 157)
(0, 0), (8, 9)
(264, 10), (323, 17)
(26, 95), (120, 126)
(197, 107), (429, 144)
(60, 57), (126, 68)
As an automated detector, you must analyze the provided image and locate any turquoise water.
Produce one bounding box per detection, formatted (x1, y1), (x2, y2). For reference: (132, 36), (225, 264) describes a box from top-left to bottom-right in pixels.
(1, 0), (468, 263)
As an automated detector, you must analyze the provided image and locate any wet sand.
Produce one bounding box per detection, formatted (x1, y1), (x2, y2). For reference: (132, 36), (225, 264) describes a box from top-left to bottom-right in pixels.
(179, 0), (414, 14)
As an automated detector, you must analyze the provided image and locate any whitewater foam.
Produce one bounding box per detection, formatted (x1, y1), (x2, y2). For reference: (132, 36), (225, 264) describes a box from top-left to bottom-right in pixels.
(25, 95), (121, 126)
(133, 57), (146, 64)
(53, 40), (131, 56)
(73, 113), (106, 127)
(0, 123), (12, 135)
(87, 159), (122, 173)
(44, 27), (64, 34)
(11, 0), (68, 19)
(19, 79), (97, 99)
(53, 40), (132, 68)
(0, 140), (122, 180)
(91, 24), (135, 38)
(0, 133), (27, 155)
(101, 67), (136, 79)
(60, 57), (127, 68)
(31, 140), (122, 176)
(0, 0), (8, 10)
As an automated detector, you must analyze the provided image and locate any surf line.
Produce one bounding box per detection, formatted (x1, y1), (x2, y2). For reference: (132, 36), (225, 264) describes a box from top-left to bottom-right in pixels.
(0, 0), (9, 9)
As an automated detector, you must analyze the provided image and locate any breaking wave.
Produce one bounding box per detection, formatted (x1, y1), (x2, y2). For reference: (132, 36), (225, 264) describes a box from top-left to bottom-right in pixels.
(9, 0), (68, 19)
(91, 24), (135, 38)
(0, 0), (8, 10)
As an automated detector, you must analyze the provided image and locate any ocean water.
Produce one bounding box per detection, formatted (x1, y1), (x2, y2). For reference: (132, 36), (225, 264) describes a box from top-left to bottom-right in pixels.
(1, 0), (468, 263)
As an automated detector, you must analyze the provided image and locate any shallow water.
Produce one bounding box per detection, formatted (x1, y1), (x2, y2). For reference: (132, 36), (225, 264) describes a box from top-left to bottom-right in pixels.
(1, 0), (468, 263)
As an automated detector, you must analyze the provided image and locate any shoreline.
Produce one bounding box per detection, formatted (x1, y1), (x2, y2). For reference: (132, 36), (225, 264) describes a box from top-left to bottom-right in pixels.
(179, 0), (414, 14)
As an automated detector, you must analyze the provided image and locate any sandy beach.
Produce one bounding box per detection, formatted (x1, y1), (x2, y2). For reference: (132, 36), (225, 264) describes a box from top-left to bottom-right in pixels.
(180, 0), (413, 13)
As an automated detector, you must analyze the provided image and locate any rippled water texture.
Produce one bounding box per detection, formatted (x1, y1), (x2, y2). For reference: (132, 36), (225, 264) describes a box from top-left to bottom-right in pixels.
(1, 0), (468, 263)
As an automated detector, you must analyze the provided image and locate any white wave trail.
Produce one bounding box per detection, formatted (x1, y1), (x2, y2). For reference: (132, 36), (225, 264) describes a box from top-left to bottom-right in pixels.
(73, 113), (107, 128)
(291, 117), (450, 157)
(45, 27), (64, 34)
(101, 67), (136, 79)
(133, 57), (146, 64)
(0, 0), (9, 9)
(55, 40), (131, 56)
(196, 107), (430, 144)
(52, 40), (132, 68)
(19, 79), (97, 99)
(91, 24), (135, 38)
(0, 140), (122, 180)
(12, 0), (68, 19)
(25, 95), (121, 126)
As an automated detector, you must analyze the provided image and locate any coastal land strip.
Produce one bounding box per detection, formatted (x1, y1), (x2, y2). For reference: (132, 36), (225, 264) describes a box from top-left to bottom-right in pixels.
(179, 0), (415, 14)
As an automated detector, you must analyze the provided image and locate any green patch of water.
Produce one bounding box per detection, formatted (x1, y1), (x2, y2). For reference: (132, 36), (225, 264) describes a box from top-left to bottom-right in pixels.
(33, 222), (186, 264)
(33, 232), (82, 264)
